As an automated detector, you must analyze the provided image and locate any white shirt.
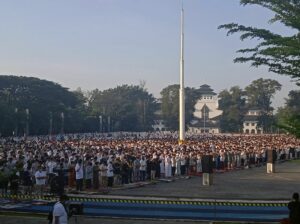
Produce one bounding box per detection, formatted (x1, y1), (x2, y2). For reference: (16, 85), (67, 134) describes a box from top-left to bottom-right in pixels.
(52, 202), (68, 224)
(139, 159), (146, 171)
(47, 161), (57, 174)
(99, 164), (107, 177)
(75, 163), (83, 180)
(107, 163), (114, 177)
(35, 170), (46, 185)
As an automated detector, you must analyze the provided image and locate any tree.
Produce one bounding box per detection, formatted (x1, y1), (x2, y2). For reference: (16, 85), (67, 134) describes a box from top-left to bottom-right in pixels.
(160, 85), (200, 130)
(276, 90), (300, 137)
(245, 78), (282, 132)
(218, 0), (300, 84)
(0, 76), (85, 136)
(88, 85), (157, 132)
(218, 86), (246, 132)
(160, 85), (180, 130)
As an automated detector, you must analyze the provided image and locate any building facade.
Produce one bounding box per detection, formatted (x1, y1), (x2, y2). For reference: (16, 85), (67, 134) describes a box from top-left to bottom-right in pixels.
(243, 108), (263, 134)
(189, 84), (223, 134)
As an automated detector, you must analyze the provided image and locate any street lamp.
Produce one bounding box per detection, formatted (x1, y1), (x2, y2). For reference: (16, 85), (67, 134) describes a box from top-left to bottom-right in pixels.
(49, 112), (53, 136)
(107, 116), (111, 133)
(25, 108), (29, 138)
(61, 112), (64, 134)
(14, 108), (18, 137)
(99, 115), (103, 133)
(203, 105), (206, 133)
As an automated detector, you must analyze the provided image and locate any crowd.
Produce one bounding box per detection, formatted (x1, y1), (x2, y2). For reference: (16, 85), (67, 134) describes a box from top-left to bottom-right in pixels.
(0, 132), (299, 196)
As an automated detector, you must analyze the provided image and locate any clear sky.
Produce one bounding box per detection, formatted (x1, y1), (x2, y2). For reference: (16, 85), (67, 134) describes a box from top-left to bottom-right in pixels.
(0, 0), (297, 109)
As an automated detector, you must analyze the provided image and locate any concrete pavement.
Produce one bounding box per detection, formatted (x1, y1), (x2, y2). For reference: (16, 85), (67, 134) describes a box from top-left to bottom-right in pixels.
(108, 160), (300, 200)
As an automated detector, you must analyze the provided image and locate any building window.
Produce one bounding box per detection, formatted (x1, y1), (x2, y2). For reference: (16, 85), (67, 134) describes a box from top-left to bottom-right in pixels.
(251, 123), (255, 126)
(246, 123), (249, 126)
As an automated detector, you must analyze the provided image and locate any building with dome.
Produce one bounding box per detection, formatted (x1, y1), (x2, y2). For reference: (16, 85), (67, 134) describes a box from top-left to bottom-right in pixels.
(189, 84), (223, 134)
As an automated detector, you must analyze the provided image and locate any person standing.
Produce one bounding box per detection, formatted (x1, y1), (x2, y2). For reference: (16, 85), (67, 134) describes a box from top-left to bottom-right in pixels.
(52, 194), (69, 224)
(133, 157), (140, 182)
(53, 163), (66, 196)
(150, 158), (157, 180)
(68, 161), (76, 189)
(75, 159), (83, 191)
(139, 156), (146, 181)
(107, 161), (114, 187)
(23, 167), (33, 195)
(196, 154), (202, 174)
(180, 154), (186, 176)
(99, 161), (108, 188)
(0, 164), (10, 194)
(164, 155), (172, 178)
(35, 166), (46, 196)
(288, 192), (300, 224)
(85, 162), (93, 189)
(47, 158), (57, 187)
(92, 161), (100, 189)
(175, 154), (181, 176)
(171, 155), (176, 177)
(159, 155), (165, 178)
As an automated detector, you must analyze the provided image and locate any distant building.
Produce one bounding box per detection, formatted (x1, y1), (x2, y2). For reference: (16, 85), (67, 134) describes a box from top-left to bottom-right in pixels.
(243, 108), (263, 134)
(152, 120), (166, 131)
(189, 84), (222, 134)
(152, 101), (167, 131)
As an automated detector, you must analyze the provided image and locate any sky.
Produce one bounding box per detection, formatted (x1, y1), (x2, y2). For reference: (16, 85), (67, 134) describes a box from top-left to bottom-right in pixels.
(0, 0), (298, 109)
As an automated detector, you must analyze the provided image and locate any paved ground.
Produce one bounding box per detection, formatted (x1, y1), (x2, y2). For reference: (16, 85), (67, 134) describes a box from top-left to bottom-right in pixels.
(109, 160), (300, 200)
(0, 215), (269, 224)
(1, 160), (299, 224)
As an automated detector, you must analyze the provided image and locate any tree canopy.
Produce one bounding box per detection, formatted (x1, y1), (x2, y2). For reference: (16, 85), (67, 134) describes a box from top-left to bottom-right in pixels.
(160, 85), (201, 130)
(245, 78), (282, 112)
(276, 90), (300, 137)
(245, 78), (281, 132)
(0, 76), (85, 136)
(88, 85), (157, 132)
(218, 79), (282, 133)
(0, 76), (159, 136)
(218, 86), (246, 132)
(218, 0), (300, 84)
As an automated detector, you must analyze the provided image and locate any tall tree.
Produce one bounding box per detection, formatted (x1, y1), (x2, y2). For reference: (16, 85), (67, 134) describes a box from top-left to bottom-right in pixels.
(276, 90), (300, 137)
(160, 85), (200, 130)
(0, 76), (84, 136)
(218, 0), (300, 84)
(245, 78), (282, 132)
(88, 85), (157, 132)
(219, 86), (246, 132)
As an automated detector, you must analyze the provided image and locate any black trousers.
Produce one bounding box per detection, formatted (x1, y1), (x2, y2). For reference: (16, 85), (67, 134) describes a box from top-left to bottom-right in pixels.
(107, 176), (113, 187)
(180, 165), (186, 175)
(76, 179), (83, 191)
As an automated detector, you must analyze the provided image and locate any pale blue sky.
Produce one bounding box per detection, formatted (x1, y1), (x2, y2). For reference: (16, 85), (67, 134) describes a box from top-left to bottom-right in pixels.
(0, 0), (297, 108)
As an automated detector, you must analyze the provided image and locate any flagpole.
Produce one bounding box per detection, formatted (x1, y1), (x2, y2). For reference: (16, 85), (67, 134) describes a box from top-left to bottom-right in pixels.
(179, 3), (185, 144)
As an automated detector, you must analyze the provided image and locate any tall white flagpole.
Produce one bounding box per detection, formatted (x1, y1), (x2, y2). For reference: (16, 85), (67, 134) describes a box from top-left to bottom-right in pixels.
(179, 2), (185, 144)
